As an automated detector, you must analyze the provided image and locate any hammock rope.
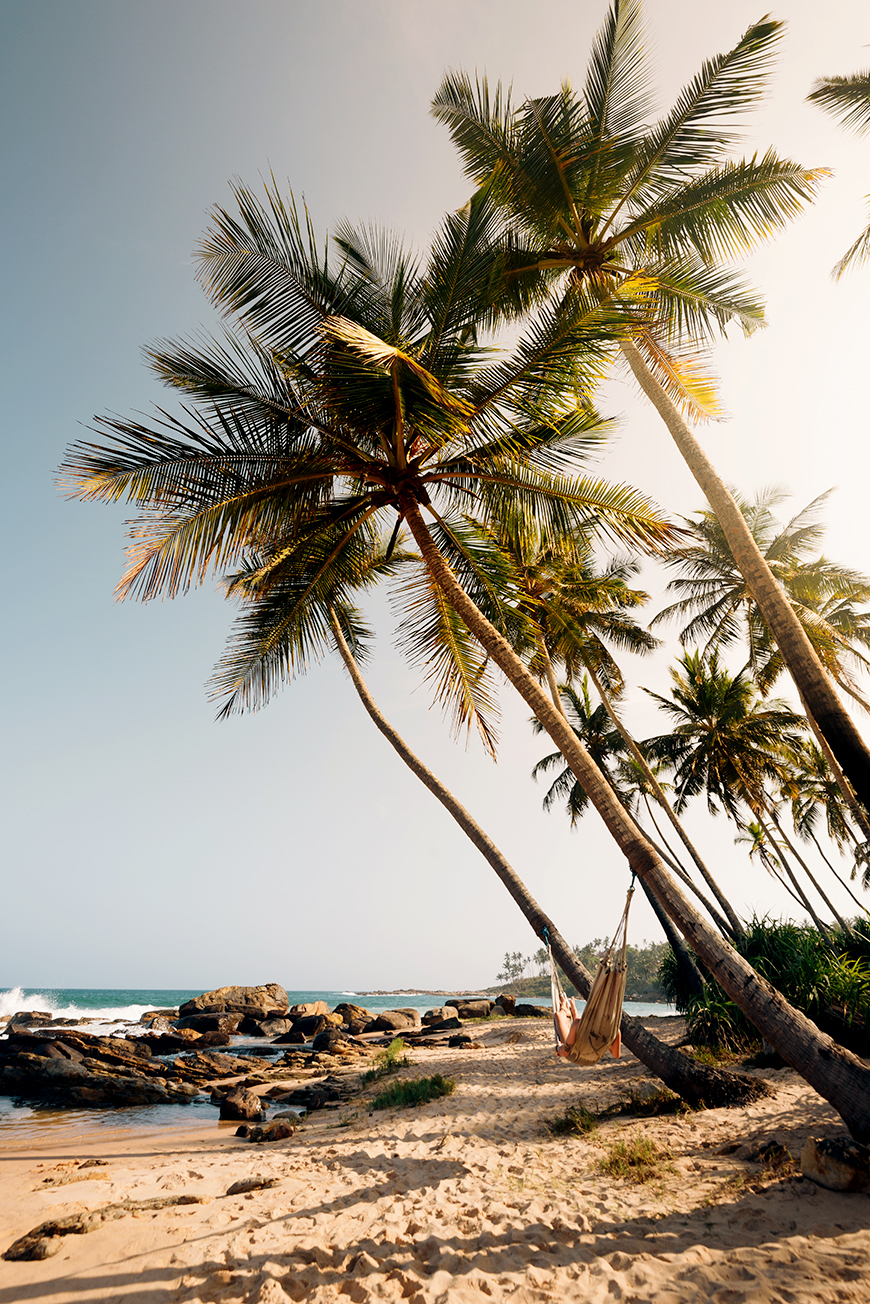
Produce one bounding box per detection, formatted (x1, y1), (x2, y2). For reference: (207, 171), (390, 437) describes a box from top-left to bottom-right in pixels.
(546, 880), (634, 1066)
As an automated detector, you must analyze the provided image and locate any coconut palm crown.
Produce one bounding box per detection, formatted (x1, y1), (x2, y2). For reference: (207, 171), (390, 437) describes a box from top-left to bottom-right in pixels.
(59, 184), (678, 751)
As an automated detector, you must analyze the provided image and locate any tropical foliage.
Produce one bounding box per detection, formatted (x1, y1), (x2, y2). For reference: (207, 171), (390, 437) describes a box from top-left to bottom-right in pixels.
(808, 67), (870, 276)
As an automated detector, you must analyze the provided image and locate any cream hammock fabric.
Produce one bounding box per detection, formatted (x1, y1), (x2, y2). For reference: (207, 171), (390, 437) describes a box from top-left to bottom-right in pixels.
(548, 884), (633, 1066)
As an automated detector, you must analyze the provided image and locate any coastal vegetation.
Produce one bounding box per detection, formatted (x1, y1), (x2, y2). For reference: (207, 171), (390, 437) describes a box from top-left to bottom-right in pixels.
(59, 0), (870, 1138)
(370, 1074), (456, 1111)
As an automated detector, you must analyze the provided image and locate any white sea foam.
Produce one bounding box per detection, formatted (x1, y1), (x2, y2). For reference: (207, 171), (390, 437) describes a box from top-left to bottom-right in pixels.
(0, 988), (155, 1029)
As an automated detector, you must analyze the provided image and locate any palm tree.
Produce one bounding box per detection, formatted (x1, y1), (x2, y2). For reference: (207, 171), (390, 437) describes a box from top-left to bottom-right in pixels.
(517, 538), (745, 937)
(60, 182), (870, 1140)
(431, 0), (870, 810)
(808, 68), (870, 276)
(654, 487), (870, 844)
(642, 651), (851, 931)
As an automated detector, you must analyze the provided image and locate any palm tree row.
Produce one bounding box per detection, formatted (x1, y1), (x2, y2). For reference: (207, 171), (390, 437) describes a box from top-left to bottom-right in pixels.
(59, 1), (870, 1137)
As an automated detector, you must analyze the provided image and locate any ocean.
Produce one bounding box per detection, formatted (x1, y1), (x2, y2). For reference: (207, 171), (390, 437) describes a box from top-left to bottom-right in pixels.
(0, 985), (675, 1145)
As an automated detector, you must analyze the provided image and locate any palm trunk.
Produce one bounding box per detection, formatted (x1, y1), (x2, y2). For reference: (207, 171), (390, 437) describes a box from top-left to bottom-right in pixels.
(329, 611), (751, 1105)
(582, 657), (744, 939)
(620, 337), (870, 814)
(639, 797), (737, 937)
(401, 491), (870, 1142)
(762, 800), (852, 934)
(754, 809), (832, 934)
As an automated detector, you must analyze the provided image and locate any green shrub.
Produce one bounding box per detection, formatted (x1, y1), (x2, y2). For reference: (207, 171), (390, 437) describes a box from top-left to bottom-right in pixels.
(370, 1074), (455, 1110)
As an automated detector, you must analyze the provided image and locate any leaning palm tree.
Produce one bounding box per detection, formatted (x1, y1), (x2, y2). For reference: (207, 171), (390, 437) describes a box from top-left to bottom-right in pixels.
(60, 182), (870, 1140)
(808, 68), (870, 276)
(654, 487), (870, 845)
(217, 536), (741, 1102)
(431, 0), (870, 810)
(517, 537), (745, 937)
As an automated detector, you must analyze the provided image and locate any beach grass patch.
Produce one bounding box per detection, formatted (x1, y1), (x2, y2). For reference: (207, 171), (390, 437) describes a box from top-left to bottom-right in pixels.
(361, 1038), (410, 1085)
(597, 1135), (671, 1184)
(611, 1084), (690, 1118)
(549, 1104), (599, 1137)
(370, 1074), (455, 1111)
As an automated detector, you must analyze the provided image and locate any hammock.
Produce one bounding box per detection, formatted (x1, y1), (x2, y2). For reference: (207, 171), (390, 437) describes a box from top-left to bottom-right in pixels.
(547, 883), (634, 1066)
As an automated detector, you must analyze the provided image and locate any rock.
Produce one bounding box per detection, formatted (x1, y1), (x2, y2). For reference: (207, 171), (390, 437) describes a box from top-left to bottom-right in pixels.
(422, 1006), (458, 1025)
(288, 1000), (329, 1018)
(272, 1028), (307, 1045)
(139, 1010), (178, 1027)
(178, 984), (289, 1019)
(449, 999), (494, 1019)
(312, 1029), (349, 1054)
(801, 1136), (870, 1191)
(235, 1119), (296, 1143)
(448, 1034), (476, 1048)
(415, 1017), (462, 1034)
(219, 1088), (266, 1121)
(280, 1075), (355, 1112)
(8, 1011), (53, 1028)
(494, 995), (516, 1015)
(225, 1175), (282, 1196)
(176, 1013), (242, 1035)
(513, 1003), (551, 1018)
(333, 1003), (373, 1025)
(367, 1010), (420, 1033)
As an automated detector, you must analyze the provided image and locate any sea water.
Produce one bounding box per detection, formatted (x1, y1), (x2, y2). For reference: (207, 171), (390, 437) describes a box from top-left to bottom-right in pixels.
(0, 985), (675, 1145)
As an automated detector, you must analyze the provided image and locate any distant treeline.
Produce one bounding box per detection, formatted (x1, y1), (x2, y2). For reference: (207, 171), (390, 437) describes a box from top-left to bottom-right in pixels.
(490, 940), (670, 1001)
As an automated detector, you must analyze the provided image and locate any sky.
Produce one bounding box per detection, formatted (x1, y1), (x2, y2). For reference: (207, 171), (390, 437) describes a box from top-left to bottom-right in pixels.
(2, 0), (869, 991)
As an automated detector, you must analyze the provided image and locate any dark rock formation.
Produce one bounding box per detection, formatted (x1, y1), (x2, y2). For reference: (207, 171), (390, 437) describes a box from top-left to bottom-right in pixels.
(494, 995), (516, 1015)
(176, 1012), (242, 1036)
(449, 999), (494, 1019)
(178, 983), (289, 1019)
(513, 1003), (551, 1018)
(333, 1003), (373, 1025)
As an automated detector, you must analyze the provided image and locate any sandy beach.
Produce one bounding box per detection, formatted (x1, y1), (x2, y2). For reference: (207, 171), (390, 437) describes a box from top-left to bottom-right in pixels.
(1, 1015), (868, 1303)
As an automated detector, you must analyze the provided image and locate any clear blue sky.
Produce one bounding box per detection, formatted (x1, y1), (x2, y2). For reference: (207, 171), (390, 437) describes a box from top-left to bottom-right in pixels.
(2, 0), (869, 989)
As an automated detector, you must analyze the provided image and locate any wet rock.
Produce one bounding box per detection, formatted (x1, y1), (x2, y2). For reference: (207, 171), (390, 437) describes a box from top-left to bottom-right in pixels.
(176, 1012), (242, 1035)
(801, 1136), (870, 1191)
(219, 1088), (266, 1121)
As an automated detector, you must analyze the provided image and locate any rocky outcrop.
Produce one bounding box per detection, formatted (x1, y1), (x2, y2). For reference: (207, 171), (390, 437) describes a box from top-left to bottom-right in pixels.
(513, 1003), (551, 1018)
(449, 999), (494, 1019)
(178, 984), (289, 1019)
(288, 1000), (329, 1018)
(494, 995), (516, 1015)
(333, 1003), (373, 1025)
(423, 1006), (459, 1025)
(176, 1013), (242, 1036)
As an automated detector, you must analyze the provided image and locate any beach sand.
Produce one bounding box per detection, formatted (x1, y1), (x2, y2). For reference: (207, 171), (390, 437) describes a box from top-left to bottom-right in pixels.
(1, 1015), (868, 1303)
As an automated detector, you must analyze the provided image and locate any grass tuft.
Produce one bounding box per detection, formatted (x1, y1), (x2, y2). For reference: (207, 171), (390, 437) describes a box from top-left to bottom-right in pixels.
(370, 1074), (455, 1111)
(361, 1038), (409, 1084)
(549, 1104), (599, 1136)
(597, 1135), (671, 1184)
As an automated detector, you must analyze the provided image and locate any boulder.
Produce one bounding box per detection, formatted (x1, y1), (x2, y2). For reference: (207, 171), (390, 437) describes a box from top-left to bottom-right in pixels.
(513, 1003), (551, 1018)
(494, 995), (516, 1015)
(416, 1017), (462, 1033)
(179, 984), (289, 1019)
(219, 1088), (266, 1121)
(8, 1011), (53, 1029)
(801, 1136), (870, 1191)
(367, 1010), (420, 1033)
(176, 1013), (242, 1036)
(449, 999), (494, 1019)
(293, 1013), (343, 1038)
(422, 1007), (458, 1025)
(272, 1028), (307, 1045)
(333, 1003), (373, 1025)
(312, 1029), (349, 1054)
(288, 1000), (329, 1019)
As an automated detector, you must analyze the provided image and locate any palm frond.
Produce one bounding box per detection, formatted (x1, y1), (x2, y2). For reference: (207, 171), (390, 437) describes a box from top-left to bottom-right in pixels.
(808, 71), (870, 134)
